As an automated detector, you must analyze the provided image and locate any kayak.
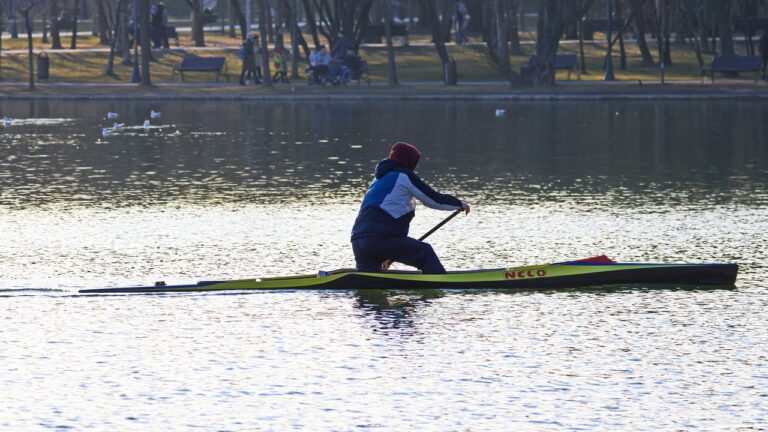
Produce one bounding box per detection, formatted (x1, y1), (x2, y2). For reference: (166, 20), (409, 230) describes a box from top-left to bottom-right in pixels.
(79, 256), (738, 294)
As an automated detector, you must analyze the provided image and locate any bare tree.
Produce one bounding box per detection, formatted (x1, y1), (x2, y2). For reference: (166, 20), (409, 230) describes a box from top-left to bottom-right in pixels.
(712, 0), (735, 55)
(230, 0), (248, 39)
(0, 0), (4, 80)
(106, 0), (125, 75)
(486, 0), (594, 86)
(632, 0), (654, 66)
(384, 0), (398, 85)
(301, 0), (322, 48)
(185, 0), (206, 46)
(71, 0), (79, 48)
(138, 0), (151, 85)
(312, 0), (375, 51)
(418, 0), (452, 66)
(22, 5), (35, 89)
(259, 0), (272, 85)
(50, 0), (63, 49)
(95, 0), (111, 44)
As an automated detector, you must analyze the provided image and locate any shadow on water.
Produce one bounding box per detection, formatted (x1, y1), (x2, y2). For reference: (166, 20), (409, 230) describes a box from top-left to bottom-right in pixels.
(352, 289), (445, 335)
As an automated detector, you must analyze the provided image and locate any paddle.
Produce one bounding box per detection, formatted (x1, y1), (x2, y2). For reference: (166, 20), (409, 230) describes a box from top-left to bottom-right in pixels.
(416, 208), (463, 242)
(382, 208), (463, 270)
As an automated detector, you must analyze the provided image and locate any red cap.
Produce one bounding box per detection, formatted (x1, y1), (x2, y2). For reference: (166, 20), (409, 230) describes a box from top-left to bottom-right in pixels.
(389, 142), (421, 170)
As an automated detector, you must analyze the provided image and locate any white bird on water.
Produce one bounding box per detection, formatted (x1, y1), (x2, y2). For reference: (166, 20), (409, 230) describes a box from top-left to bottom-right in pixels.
(495, 109), (506, 117)
(107, 112), (118, 119)
(150, 111), (161, 119)
(113, 122), (123, 132)
(2, 116), (12, 127)
(143, 120), (151, 129)
(102, 128), (111, 137)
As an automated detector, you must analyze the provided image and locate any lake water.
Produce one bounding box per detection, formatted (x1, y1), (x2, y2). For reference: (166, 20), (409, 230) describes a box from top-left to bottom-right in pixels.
(1, 99), (766, 430)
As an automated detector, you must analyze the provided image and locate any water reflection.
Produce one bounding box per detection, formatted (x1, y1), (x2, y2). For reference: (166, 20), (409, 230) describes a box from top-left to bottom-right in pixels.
(1, 100), (767, 210)
(354, 289), (445, 336)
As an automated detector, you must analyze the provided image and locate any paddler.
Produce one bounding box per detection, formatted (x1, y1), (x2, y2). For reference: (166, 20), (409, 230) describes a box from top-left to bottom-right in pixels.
(351, 142), (470, 274)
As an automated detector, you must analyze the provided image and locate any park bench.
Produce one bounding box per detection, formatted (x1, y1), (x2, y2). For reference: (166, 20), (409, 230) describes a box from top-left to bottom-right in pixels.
(173, 56), (228, 82)
(554, 54), (579, 80)
(362, 23), (409, 45)
(702, 55), (762, 84)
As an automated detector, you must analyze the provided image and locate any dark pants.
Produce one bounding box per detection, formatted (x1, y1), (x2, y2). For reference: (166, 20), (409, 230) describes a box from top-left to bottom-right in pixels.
(763, 58), (768, 79)
(352, 236), (446, 274)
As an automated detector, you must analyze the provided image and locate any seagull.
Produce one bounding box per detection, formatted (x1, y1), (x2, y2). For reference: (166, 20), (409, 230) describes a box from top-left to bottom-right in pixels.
(150, 111), (161, 119)
(102, 128), (111, 137)
(107, 112), (118, 119)
(495, 109), (506, 117)
(113, 122), (123, 132)
(143, 120), (151, 129)
(2, 116), (12, 127)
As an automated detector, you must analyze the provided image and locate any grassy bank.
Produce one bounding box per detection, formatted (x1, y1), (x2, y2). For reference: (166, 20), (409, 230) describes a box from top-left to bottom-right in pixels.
(0, 31), (765, 85)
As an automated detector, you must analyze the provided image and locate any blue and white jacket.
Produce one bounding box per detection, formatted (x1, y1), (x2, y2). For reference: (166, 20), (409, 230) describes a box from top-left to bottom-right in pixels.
(351, 159), (462, 240)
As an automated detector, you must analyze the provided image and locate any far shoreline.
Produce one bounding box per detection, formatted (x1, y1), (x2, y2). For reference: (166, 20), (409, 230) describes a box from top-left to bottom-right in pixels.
(2, 80), (768, 101)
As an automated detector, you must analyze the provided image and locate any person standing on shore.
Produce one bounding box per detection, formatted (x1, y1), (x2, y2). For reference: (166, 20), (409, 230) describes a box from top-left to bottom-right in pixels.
(351, 142), (470, 274)
(253, 35), (263, 82)
(454, 0), (470, 45)
(759, 29), (768, 80)
(239, 35), (258, 85)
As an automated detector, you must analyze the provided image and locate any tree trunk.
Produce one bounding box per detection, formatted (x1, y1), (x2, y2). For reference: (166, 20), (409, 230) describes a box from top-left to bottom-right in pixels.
(632, 0), (654, 66)
(71, 0), (80, 49)
(230, 0), (248, 39)
(96, 0), (111, 44)
(185, 0), (206, 47)
(0, 0), (3, 81)
(384, 0), (398, 85)
(519, 0), (595, 86)
(287, 0), (299, 78)
(418, 0), (450, 65)
(494, 0), (510, 70)
(714, 0), (734, 56)
(43, 11), (49, 43)
(274, 0), (284, 50)
(139, 0), (152, 86)
(301, 0), (321, 48)
(120, 2), (131, 65)
(51, 0), (64, 49)
(266, 0), (274, 43)
(259, 0), (272, 86)
(509, 0), (522, 54)
(439, 0), (452, 43)
(481, 0), (492, 44)
(682, 0), (704, 70)
(22, 7), (35, 90)
(578, 17), (587, 73)
(106, 0), (123, 75)
(616, 0), (626, 70)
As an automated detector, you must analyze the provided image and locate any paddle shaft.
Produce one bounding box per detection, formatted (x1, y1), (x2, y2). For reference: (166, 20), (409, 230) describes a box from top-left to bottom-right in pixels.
(417, 209), (462, 241)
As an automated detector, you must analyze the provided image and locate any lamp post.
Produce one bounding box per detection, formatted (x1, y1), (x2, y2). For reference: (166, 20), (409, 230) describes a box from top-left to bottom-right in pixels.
(131, 0), (141, 82)
(604, 0), (616, 81)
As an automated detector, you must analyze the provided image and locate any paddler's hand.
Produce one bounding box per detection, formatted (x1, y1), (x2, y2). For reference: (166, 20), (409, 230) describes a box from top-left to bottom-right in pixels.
(460, 201), (471, 215)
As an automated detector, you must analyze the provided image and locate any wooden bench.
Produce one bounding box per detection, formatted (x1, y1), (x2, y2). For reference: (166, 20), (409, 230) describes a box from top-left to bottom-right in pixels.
(173, 56), (228, 82)
(703, 55), (762, 83)
(554, 54), (579, 80)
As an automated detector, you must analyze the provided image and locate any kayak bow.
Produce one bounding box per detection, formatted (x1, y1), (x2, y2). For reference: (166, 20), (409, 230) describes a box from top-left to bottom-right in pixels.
(79, 256), (738, 294)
